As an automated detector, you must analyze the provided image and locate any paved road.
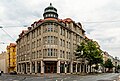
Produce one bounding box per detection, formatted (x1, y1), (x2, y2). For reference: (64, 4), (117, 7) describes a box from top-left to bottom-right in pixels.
(0, 73), (120, 81)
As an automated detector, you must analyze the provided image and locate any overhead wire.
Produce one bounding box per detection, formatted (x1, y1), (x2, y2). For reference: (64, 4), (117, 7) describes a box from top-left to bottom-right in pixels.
(82, 20), (120, 23)
(1, 28), (15, 41)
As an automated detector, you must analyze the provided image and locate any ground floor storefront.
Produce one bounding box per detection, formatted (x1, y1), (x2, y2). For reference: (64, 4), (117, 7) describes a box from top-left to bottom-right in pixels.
(17, 60), (94, 74)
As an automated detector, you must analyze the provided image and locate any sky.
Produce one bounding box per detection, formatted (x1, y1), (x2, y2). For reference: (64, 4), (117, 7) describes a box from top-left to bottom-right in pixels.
(0, 0), (120, 58)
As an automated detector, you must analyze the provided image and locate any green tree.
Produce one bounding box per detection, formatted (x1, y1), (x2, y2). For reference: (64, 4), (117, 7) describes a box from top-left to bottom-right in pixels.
(75, 40), (103, 73)
(117, 65), (120, 69)
(104, 59), (113, 72)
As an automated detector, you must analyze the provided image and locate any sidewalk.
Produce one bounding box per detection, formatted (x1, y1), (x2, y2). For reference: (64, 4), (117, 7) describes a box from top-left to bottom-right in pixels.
(16, 73), (71, 78)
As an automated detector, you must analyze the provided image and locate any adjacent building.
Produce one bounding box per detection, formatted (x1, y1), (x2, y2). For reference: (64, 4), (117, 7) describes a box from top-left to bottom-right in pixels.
(6, 43), (16, 72)
(0, 51), (8, 73)
(16, 3), (91, 74)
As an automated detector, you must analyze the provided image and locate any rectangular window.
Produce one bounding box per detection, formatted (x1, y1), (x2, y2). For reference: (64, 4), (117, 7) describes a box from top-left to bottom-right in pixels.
(55, 37), (58, 45)
(34, 52), (35, 59)
(67, 41), (68, 48)
(45, 49), (47, 56)
(56, 49), (57, 56)
(48, 49), (51, 56)
(39, 39), (41, 46)
(63, 29), (65, 36)
(69, 42), (70, 49)
(67, 31), (68, 38)
(37, 51), (38, 58)
(47, 24), (53, 32)
(69, 52), (70, 59)
(63, 51), (65, 58)
(63, 40), (65, 47)
(54, 49), (56, 56)
(32, 42), (34, 48)
(34, 31), (35, 38)
(32, 31), (34, 38)
(34, 41), (36, 48)
(39, 50), (41, 58)
(60, 50), (62, 58)
(48, 28), (51, 32)
(69, 32), (71, 39)
(51, 49), (53, 56)
(44, 26), (47, 33)
(35, 52), (37, 59)
(51, 26), (53, 32)
(37, 28), (39, 36)
(37, 40), (39, 47)
(39, 27), (41, 35)
(66, 52), (68, 59)
(54, 25), (58, 32)
(60, 27), (62, 35)
(60, 39), (62, 46)
(48, 36), (51, 43)
(43, 49), (45, 57)
(51, 36), (53, 44)
(45, 36), (47, 44)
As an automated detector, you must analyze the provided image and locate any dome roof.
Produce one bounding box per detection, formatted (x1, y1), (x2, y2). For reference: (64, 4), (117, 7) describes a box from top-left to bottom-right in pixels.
(43, 3), (58, 19)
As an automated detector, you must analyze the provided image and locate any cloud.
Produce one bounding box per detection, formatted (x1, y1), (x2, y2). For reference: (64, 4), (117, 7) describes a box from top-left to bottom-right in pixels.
(0, 0), (120, 58)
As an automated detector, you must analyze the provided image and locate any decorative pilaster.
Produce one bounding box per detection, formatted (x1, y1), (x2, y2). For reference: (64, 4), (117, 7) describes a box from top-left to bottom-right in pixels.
(86, 64), (88, 73)
(70, 62), (73, 73)
(80, 64), (81, 73)
(26, 63), (28, 73)
(76, 63), (77, 73)
(57, 60), (60, 73)
(21, 64), (23, 74)
(65, 61), (67, 74)
(41, 61), (44, 74)
(30, 62), (32, 73)
(35, 61), (37, 73)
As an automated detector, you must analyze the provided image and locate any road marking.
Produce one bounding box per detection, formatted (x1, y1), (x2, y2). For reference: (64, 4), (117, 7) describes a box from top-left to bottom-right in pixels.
(64, 78), (67, 79)
(9, 79), (13, 80)
(73, 80), (77, 81)
(13, 80), (19, 81)
(61, 79), (63, 81)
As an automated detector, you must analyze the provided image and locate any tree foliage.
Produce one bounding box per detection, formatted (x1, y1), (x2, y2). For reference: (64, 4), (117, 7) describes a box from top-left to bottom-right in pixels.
(117, 65), (120, 69)
(75, 40), (103, 66)
(104, 59), (113, 69)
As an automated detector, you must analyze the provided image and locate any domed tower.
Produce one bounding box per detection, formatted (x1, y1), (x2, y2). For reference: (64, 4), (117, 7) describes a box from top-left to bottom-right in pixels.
(43, 3), (58, 19)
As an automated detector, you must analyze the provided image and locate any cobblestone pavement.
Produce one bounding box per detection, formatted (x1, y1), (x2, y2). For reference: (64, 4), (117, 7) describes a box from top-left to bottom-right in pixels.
(0, 73), (120, 81)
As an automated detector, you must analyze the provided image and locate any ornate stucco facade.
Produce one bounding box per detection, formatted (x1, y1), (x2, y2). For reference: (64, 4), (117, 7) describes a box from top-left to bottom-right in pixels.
(16, 3), (91, 74)
(6, 43), (16, 72)
(0, 52), (8, 73)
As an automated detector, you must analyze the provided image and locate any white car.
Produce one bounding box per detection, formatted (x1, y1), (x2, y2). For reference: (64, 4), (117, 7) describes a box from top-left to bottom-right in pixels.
(97, 70), (102, 73)
(0, 70), (1, 76)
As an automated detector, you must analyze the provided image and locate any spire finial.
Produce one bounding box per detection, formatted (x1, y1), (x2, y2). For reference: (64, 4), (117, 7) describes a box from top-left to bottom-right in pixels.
(50, 3), (52, 6)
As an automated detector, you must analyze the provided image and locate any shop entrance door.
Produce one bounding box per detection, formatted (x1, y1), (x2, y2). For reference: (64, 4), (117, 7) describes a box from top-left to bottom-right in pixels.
(44, 61), (57, 73)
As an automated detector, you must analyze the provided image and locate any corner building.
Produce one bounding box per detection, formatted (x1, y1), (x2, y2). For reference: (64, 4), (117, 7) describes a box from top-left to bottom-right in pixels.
(16, 3), (88, 74)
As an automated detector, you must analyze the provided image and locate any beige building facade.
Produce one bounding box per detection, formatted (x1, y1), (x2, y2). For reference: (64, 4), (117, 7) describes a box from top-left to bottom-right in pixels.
(16, 3), (90, 74)
(0, 51), (8, 73)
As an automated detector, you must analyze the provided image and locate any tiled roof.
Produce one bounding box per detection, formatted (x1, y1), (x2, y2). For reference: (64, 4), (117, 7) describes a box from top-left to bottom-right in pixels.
(10, 43), (16, 47)
(7, 43), (16, 49)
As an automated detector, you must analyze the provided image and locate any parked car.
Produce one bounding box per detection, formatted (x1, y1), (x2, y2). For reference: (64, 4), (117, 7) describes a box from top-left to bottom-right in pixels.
(97, 70), (102, 73)
(10, 71), (17, 75)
